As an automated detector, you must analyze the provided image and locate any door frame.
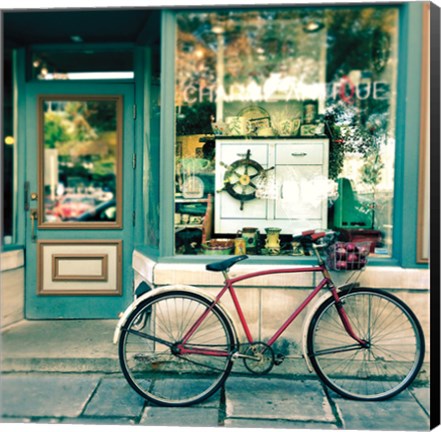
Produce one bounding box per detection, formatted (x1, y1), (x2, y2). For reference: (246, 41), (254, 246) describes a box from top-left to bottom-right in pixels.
(23, 80), (136, 319)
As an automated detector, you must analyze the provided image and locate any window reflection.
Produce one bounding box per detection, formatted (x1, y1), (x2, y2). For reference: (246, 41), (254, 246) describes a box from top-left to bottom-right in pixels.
(42, 98), (119, 225)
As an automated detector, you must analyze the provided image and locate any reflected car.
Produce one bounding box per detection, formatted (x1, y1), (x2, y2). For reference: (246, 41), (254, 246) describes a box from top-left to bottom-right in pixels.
(74, 200), (116, 222)
(53, 194), (96, 220)
(44, 197), (60, 222)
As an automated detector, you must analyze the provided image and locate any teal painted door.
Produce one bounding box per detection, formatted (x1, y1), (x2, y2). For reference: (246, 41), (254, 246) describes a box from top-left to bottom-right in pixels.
(24, 82), (135, 318)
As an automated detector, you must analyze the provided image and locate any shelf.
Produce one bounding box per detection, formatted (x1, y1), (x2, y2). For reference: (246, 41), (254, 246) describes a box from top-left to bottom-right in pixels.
(175, 224), (204, 229)
(175, 193), (213, 245)
(175, 197), (210, 203)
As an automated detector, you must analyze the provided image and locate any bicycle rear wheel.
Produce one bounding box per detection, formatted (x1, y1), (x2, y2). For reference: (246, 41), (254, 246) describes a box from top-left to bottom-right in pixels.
(307, 288), (425, 401)
(119, 291), (236, 407)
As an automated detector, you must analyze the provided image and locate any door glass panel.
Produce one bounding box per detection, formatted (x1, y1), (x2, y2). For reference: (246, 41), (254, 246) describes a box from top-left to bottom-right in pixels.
(39, 96), (121, 227)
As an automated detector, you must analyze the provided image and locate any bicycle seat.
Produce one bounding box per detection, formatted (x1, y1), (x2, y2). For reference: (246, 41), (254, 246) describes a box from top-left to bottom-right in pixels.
(206, 255), (248, 272)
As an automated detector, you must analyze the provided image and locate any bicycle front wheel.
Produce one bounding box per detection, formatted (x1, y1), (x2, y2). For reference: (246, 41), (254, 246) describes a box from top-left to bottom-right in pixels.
(119, 291), (236, 407)
(307, 288), (425, 401)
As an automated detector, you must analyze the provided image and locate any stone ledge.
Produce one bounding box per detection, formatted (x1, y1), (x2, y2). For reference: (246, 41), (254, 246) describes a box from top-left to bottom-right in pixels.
(133, 250), (429, 291)
(1, 249), (25, 272)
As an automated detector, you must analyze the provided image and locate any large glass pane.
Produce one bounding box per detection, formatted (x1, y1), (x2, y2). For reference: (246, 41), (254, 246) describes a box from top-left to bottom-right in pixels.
(40, 97), (120, 226)
(174, 7), (398, 258)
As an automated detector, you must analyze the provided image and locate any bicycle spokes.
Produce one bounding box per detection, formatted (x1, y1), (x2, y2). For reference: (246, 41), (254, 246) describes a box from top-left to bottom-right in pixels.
(308, 289), (424, 400)
(119, 292), (235, 406)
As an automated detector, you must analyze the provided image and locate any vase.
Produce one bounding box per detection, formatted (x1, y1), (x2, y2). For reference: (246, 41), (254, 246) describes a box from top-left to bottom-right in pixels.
(279, 120), (292, 136)
(264, 227), (281, 255)
(234, 238), (246, 255)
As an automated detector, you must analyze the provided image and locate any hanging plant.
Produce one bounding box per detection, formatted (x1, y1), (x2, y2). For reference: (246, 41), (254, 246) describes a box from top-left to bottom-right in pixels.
(324, 108), (366, 180)
(324, 100), (388, 181)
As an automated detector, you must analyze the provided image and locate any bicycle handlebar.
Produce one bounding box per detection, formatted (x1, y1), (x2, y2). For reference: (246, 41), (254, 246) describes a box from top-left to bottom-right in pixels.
(292, 230), (338, 247)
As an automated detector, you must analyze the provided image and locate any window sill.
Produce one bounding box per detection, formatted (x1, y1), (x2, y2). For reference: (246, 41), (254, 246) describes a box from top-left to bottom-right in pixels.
(1, 247), (25, 272)
(132, 248), (429, 291)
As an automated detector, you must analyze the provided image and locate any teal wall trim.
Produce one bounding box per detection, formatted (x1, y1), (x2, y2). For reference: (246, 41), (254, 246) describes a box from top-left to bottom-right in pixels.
(14, 49), (27, 248)
(134, 46), (146, 247)
(159, 10), (177, 258)
(143, 44), (161, 253)
(396, 3), (428, 269)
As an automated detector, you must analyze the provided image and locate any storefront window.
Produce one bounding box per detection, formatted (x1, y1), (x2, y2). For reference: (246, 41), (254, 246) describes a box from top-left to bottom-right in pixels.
(174, 7), (398, 257)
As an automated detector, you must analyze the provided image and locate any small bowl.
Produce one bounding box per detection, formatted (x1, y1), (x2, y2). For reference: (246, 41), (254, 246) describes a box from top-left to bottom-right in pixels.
(211, 122), (228, 136)
(201, 239), (234, 255)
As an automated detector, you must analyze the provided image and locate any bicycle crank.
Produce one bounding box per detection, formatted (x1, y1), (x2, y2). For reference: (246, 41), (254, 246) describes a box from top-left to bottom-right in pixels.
(274, 353), (285, 366)
(242, 342), (275, 375)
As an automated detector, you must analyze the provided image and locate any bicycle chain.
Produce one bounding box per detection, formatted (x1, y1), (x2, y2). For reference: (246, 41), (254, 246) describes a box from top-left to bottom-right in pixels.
(175, 342), (283, 375)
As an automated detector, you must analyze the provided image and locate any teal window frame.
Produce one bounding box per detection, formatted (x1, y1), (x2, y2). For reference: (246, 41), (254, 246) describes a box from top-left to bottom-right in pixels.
(155, 4), (427, 269)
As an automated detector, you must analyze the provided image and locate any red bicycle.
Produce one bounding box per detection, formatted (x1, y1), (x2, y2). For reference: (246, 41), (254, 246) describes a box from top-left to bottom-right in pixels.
(116, 230), (425, 407)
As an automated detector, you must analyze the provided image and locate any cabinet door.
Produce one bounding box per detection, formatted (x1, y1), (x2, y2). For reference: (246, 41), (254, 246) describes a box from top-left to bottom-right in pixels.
(275, 142), (324, 165)
(274, 165), (326, 221)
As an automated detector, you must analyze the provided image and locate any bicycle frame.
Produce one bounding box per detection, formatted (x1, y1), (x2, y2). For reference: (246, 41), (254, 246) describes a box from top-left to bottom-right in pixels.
(178, 263), (366, 357)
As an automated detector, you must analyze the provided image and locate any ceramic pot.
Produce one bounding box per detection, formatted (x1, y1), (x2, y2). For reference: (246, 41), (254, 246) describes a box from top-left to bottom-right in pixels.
(211, 121), (228, 136)
(181, 158), (211, 173)
(279, 120), (293, 136)
(226, 116), (246, 136)
(265, 227), (281, 255)
(202, 239), (234, 255)
(241, 227), (259, 252)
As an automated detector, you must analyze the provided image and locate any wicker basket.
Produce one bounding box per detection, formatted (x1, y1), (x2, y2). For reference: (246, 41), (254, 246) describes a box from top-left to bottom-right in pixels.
(326, 241), (371, 271)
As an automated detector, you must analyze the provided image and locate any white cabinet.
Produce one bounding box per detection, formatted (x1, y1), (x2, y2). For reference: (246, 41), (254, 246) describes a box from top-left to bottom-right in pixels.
(215, 138), (329, 234)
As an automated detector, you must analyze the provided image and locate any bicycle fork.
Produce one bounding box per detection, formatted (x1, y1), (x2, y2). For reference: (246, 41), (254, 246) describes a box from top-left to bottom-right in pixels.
(329, 286), (368, 348)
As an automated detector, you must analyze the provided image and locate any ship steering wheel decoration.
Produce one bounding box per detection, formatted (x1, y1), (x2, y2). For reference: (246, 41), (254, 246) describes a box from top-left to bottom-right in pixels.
(219, 149), (264, 210)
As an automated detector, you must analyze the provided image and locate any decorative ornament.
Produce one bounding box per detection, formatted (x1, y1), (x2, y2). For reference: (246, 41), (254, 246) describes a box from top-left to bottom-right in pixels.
(218, 149), (264, 210)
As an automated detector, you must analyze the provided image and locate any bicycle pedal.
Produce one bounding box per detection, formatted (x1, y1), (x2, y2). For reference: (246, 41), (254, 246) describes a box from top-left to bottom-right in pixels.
(274, 354), (285, 366)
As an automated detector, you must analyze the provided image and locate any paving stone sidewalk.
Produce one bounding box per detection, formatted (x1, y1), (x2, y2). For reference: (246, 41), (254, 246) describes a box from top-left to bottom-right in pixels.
(0, 372), (430, 430)
(0, 320), (432, 430)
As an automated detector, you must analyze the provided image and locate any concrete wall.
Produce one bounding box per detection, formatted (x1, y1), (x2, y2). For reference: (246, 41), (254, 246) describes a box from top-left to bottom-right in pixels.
(1, 249), (25, 327)
(133, 250), (430, 378)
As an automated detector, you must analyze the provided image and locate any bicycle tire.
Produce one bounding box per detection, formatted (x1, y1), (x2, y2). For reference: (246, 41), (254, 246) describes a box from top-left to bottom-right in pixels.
(118, 291), (236, 407)
(307, 288), (425, 401)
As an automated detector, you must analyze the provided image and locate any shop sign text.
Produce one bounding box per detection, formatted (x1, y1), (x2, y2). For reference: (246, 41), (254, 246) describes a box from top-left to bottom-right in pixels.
(180, 75), (390, 106)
